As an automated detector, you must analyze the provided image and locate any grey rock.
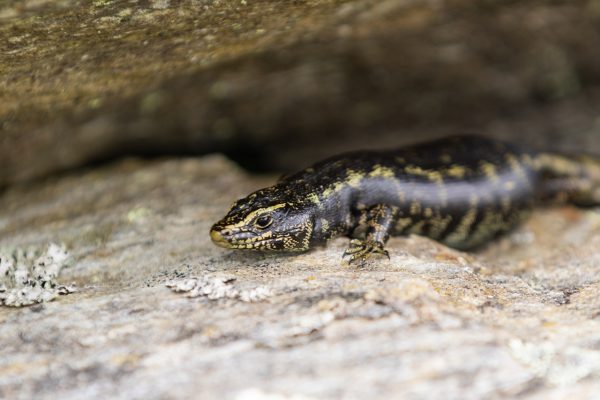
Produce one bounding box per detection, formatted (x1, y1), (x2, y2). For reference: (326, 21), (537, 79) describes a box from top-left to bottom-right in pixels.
(1, 155), (599, 399)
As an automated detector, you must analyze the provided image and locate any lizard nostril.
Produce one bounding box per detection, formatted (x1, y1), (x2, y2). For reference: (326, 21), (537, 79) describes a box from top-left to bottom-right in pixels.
(221, 229), (232, 236)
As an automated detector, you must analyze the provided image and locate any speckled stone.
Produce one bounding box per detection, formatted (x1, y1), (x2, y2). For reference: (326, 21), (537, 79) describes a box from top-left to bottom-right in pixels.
(0, 155), (599, 399)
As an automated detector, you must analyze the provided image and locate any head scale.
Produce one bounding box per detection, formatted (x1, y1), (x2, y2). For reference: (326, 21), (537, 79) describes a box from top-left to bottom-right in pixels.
(210, 187), (314, 252)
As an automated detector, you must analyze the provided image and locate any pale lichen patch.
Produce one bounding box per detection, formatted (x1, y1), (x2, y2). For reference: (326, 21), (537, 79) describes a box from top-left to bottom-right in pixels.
(166, 274), (272, 302)
(0, 243), (76, 307)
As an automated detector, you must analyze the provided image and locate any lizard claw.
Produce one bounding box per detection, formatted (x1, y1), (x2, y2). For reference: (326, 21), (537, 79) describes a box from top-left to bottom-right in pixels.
(342, 239), (389, 265)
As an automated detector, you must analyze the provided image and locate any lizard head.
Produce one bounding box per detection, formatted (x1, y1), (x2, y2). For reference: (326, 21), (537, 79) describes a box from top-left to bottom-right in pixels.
(210, 186), (314, 252)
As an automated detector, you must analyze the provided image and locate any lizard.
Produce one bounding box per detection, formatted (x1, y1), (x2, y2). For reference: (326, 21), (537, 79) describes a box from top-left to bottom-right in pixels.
(210, 135), (600, 263)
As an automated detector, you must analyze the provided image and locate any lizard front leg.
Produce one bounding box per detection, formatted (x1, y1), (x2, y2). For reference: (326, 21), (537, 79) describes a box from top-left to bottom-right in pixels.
(343, 204), (399, 264)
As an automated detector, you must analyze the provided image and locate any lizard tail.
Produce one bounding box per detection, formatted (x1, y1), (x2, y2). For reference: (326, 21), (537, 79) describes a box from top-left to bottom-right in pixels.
(533, 152), (600, 207)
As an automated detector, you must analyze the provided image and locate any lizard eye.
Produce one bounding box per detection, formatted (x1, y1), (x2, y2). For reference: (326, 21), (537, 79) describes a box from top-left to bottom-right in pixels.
(255, 215), (273, 229)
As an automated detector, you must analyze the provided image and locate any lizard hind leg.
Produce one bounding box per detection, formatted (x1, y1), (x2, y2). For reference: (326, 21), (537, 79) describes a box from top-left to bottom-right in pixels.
(343, 204), (398, 265)
(578, 155), (600, 206)
(535, 153), (600, 207)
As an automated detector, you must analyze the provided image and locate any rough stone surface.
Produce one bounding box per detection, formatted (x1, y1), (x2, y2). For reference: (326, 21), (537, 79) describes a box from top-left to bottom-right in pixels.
(1, 155), (600, 399)
(0, 243), (75, 307)
(2, 0), (600, 186)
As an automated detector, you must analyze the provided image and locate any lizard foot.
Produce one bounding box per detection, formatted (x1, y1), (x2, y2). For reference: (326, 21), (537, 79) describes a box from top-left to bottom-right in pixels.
(342, 239), (390, 265)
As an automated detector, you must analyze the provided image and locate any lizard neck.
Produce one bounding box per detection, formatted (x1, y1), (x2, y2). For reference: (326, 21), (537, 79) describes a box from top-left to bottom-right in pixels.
(293, 181), (357, 247)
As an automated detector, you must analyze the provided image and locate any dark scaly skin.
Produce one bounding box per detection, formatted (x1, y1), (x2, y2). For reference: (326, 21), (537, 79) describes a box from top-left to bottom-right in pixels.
(210, 135), (600, 263)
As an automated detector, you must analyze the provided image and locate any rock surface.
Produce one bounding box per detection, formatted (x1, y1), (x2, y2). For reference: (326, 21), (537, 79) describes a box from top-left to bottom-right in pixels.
(1, 155), (600, 399)
(2, 0), (600, 186)
(0, 243), (75, 307)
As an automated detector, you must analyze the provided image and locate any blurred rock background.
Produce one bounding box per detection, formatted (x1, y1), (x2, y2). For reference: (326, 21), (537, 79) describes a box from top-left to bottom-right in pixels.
(2, 0), (600, 186)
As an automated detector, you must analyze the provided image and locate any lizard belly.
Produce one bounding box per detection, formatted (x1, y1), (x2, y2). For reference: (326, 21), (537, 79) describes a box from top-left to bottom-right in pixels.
(351, 163), (537, 250)
(392, 170), (537, 249)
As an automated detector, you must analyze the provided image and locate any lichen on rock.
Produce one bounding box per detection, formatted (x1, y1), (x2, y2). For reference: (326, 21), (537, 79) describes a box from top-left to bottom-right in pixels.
(0, 156), (599, 398)
(166, 273), (272, 302)
(0, 243), (76, 307)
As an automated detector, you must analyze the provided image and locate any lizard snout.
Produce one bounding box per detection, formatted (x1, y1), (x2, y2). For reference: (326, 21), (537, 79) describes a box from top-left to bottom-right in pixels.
(210, 227), (231, 247)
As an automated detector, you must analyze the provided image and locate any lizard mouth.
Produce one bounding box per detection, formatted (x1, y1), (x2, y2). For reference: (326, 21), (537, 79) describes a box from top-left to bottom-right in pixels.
(210, 227), (270, 249)
(210, 228), (287, 251)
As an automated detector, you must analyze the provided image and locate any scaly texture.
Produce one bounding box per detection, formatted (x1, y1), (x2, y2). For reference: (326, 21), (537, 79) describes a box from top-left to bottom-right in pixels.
(211, 135), (600, 262)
